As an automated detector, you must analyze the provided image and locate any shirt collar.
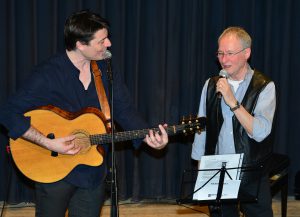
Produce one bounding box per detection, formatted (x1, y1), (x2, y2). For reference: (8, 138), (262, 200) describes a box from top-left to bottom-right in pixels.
(243, 64), (254, 83)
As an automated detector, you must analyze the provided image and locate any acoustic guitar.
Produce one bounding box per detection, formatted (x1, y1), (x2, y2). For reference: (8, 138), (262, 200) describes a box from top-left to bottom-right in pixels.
(10, 105), (205, 183)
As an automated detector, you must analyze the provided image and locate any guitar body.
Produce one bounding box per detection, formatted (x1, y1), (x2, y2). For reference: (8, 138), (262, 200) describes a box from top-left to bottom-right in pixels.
(10, 106), (108, 183)
(9, 105), (206, 183)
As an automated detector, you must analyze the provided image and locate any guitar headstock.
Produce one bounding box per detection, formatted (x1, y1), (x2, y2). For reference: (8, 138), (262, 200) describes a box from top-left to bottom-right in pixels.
(180, 115), (206, 135)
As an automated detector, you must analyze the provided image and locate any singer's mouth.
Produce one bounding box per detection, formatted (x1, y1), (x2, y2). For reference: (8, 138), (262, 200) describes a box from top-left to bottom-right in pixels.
(222, 66), (232, 72)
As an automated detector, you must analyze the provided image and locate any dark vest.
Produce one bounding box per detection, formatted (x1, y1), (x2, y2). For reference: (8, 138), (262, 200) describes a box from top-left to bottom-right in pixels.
(205, 70), (275, 170)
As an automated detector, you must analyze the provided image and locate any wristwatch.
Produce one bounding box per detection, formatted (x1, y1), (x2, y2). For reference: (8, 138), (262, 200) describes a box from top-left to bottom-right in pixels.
(230, 101), (240, 112)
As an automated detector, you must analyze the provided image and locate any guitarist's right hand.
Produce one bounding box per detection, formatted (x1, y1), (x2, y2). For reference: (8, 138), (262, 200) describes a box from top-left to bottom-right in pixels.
(45, 135), (81, 155)
(22, 126), (81, 155)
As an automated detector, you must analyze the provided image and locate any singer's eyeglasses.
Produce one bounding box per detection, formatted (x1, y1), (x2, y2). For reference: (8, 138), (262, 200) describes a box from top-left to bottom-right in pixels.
(216, 47), (248, 58)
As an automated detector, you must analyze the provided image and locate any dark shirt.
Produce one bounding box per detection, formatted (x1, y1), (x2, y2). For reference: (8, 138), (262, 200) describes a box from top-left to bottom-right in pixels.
(0, 52), (148, 188)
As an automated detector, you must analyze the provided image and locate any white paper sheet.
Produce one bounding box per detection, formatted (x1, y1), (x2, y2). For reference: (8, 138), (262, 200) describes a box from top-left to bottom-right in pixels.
(193, 153), (244, 200)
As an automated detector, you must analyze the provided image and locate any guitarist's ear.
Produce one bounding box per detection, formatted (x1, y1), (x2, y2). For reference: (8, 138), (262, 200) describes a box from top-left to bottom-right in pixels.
(76, 41), (86, 51)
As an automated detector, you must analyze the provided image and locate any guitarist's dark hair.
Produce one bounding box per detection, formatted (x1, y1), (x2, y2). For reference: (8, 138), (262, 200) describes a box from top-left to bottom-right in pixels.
(64, 10), (110, 51)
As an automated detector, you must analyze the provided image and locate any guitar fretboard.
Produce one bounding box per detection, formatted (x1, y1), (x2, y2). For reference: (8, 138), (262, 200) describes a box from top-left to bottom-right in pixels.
(90, 119), (205, 144)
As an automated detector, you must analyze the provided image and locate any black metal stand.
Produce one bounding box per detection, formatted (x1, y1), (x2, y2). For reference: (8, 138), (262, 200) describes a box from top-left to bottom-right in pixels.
(177, 164), (261, 215)
(215, 162), (227, 205)
(105, 57), (119, 217)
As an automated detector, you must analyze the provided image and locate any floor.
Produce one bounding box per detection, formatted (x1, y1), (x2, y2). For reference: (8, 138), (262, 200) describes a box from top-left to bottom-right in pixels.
(0, 197), (299, 217)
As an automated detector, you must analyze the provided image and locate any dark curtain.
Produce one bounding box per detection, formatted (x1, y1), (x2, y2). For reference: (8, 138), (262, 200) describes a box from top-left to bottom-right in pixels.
(1, 0), (299, 203)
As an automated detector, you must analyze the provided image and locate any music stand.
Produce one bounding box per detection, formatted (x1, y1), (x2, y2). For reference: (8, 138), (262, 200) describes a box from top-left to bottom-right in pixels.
(177, 164), (263, 215)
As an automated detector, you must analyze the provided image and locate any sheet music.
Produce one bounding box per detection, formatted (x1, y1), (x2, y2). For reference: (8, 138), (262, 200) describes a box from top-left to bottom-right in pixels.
(193, 153), (244, 200)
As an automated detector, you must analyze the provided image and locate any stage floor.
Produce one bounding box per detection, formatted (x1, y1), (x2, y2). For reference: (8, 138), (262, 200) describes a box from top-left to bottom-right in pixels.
(1, 197), (299, 217)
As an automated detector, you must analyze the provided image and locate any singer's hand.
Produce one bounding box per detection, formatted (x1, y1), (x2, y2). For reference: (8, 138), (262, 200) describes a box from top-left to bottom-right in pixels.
(216, 78), (237, 108)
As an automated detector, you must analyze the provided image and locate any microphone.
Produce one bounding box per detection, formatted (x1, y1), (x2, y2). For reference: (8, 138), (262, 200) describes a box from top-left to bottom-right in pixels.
(103, 50), (113, 81)
(219, 69), (228, 78)
(102, 50), (112, 60)
(217, 69), (228, 98)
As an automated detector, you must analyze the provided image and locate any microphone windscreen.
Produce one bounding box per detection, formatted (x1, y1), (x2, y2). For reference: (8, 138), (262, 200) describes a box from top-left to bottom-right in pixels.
(219, 69), (228, 78)
(102, 50), (112, 59)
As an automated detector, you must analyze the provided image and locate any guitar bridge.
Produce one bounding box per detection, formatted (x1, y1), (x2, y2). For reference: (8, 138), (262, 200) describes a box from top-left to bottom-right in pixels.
(47, 133), (58, 157)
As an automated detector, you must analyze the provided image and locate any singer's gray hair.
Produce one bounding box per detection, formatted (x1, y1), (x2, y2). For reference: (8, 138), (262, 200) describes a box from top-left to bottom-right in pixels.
(218, 27), (252, 49)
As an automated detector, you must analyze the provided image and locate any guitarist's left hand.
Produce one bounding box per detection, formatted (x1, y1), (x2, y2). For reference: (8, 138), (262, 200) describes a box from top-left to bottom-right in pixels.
(144, 124), (168, 150)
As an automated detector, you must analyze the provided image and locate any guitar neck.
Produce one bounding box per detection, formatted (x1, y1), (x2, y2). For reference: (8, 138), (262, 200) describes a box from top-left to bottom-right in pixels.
(90, 124), (191, 144)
